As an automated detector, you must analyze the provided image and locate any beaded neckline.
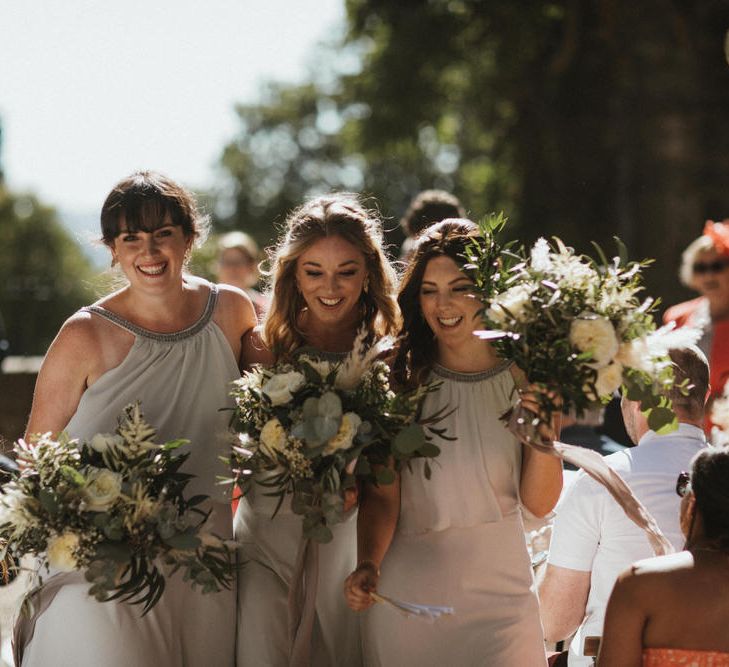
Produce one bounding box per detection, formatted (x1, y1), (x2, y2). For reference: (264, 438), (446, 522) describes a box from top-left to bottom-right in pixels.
(432, 359), (512, 383)
(84, 284), (218, 342)
(295, 346), (350, 362)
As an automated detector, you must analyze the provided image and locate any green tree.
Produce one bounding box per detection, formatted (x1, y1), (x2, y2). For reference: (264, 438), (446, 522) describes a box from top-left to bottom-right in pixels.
(0, 187), (95, 355)
(219, 0), (729, 305)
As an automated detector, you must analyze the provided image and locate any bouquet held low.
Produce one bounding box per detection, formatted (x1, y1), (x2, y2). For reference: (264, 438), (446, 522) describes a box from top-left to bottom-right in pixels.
(0, 403), (235, 614)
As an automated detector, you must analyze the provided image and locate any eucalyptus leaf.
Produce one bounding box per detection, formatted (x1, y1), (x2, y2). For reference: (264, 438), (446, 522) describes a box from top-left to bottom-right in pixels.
(95, 541), (132, 564)
(38, 489), (58, 515)
(164, 532), (201, 551)
(375, 468), (396, 485)
(647, 406), (677, 433)
(393, 424), (426, 455)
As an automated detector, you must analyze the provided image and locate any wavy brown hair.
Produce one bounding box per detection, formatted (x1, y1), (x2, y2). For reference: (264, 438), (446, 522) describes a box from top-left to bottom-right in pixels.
(393, 219), (482, 388)
(263, 194), (400, 360)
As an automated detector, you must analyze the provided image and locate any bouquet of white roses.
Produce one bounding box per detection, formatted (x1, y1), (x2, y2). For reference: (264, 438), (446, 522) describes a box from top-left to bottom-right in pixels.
(0, 403), (235, 614)
(229, 331), (447, 543)
(466, 216), (697, 435)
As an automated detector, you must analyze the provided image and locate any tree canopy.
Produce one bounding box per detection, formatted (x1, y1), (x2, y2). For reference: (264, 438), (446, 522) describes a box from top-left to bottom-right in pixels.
(0, 188), (95, 356)
(218, 0), (729, 306)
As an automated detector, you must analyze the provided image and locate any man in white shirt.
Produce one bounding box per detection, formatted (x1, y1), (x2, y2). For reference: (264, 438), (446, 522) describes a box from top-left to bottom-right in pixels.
(539, 346), (709, 666)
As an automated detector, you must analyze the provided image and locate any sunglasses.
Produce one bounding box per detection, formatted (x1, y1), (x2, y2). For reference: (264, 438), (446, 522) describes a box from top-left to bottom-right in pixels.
(693, 259), (729, 275)
(676, 470), (692, 498)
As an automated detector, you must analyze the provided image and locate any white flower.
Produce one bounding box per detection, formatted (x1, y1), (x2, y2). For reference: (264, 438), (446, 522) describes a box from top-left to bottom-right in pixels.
(569, 315), (619, 368)
(530, 238), (552, 272)
(615, 338), (651, 372)
(259, 418), (287, 457)
(299, 355), (334, 380)
(594, 362), (624, 398)
(89, 433), (123, 454)
(83, 468), (123, 512)
(324, 412), (362, 455)
(47, 532), (80, 572)
(0, 485), (36, 532)
(335, 328), (396, 391)
(487, 284), (533, 324)
(262, 371), (305, 406)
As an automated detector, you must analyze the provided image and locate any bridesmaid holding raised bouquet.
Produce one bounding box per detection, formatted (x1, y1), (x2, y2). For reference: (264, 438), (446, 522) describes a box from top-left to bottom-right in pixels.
(345, 219), (562, 666)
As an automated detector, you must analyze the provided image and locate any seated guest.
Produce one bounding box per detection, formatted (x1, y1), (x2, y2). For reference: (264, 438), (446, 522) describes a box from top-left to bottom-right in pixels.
(664, 220), (729, 427)
(599, 447), (729, 667)
(539, 346), (709, 666)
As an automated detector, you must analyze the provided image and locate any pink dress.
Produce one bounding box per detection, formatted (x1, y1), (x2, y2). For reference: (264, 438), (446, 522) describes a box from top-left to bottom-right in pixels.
(643, 648), (729, 666)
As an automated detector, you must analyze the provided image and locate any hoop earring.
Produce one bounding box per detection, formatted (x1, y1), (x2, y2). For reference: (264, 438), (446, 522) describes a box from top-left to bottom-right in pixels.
(363, 277), (370, 294)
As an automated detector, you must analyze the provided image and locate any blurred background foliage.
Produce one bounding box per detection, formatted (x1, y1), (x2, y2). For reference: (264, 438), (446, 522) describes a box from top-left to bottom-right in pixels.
(4, 0), (729, 355)
(216, 0), (729, 303)
(0, 186), (96, 355)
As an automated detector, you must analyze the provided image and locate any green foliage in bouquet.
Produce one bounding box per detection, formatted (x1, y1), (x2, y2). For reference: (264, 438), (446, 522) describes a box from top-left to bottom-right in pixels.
(0, 404), (235, 614)
(464, 215), (694, 432)
(229, 332), (449, 544)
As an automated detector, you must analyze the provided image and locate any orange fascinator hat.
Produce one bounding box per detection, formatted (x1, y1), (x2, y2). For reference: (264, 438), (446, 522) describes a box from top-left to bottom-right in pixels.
(703, 220), (729, 256)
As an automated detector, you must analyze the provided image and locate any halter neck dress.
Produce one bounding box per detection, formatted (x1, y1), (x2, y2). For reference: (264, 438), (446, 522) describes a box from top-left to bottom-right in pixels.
(361, 362), (547, 666)
(19, 282), (240, 667)
(234, 347), (362, 667)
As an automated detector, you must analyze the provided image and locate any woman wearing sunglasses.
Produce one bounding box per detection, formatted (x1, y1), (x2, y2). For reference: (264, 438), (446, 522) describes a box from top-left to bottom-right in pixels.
(664, 221), (729, 429)
(598, 448), (729, 666)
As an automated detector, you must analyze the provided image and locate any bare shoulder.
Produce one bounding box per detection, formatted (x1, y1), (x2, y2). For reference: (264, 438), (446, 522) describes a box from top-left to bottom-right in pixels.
(215, 284), (257, 327)
(241, 326), (274, 369)
(613, 552), (695, 600)
(628, 551), (695, 578)
(51, 309), (105, 357)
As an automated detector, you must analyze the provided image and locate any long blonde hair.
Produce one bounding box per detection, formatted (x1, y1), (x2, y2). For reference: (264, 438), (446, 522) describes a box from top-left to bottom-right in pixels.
(263, 194), (400, 359)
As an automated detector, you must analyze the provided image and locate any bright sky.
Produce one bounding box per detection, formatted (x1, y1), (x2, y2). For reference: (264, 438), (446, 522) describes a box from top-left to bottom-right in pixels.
(0, 0), (345, 214)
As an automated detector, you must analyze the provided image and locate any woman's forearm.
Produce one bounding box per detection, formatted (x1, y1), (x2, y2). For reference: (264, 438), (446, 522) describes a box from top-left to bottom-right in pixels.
(356, 477), (401, 567)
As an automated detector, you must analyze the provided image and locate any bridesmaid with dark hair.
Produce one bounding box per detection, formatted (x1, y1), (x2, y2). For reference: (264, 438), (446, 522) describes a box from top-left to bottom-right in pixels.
(344, 219), (562, 666)
(17, 171), (257, 666)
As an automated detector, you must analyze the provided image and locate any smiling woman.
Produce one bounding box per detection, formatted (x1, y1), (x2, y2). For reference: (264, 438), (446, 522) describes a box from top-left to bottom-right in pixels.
(345, 219), (562, 666)
(19, 170), (257, 667)
(235, 193), (401, 666)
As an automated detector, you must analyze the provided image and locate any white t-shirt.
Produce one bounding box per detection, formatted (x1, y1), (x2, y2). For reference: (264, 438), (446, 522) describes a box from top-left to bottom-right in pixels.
(547, 423), (706, 666)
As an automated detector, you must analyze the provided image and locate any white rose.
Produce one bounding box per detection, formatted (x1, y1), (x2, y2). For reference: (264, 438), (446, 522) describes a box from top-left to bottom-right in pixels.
(259, 418), (288, 457)
(47, 532), (80, 572)
(89, 433), (123, 454)
(324, 412), (362, 455)
(0, 486), (35, 531)
(487, 284), (533, 324)
(594, 362), (624, 398)
(262, 371), (306, 406)
(569, 315), (619, 368)
(83, 468), (123, 512)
